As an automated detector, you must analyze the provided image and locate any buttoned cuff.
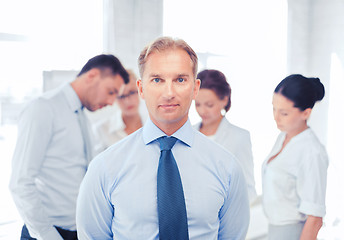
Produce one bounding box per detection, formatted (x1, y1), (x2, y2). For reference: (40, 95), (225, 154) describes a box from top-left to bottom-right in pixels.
(299, 200), (326, 217)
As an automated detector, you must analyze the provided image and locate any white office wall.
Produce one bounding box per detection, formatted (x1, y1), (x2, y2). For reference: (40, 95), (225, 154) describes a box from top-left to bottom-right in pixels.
(103, 0), (163, 74)
(164, 0), (288, 194)
(0, 1), (104, 238)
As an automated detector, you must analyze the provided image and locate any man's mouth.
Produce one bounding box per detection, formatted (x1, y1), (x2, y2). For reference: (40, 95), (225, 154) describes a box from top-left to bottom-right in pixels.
(159, 104), (179, 109)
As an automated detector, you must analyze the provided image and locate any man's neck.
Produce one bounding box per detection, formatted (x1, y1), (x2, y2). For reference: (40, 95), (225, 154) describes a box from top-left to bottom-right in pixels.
(152, 118), (188, 136)
(70, 79), (83, 105)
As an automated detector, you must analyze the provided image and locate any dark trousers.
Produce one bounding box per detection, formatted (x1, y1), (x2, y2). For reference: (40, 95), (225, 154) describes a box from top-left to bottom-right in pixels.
(21, 225), (78, 240)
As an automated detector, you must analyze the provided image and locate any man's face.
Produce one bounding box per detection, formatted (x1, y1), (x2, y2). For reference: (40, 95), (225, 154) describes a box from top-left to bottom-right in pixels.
(84, 72), (125, 112)
(137, 49), (200, 132)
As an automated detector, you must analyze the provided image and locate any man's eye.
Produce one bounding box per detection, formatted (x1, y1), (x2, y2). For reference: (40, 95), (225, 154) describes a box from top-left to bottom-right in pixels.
(153, 78), (161, 83)
(177, 78), (184, 83)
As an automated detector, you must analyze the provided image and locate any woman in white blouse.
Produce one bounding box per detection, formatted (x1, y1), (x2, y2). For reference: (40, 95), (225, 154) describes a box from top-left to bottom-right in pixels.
(262, 74), (328, 239)
(95, 69), (147, 149)
(194, 69), (257, 203)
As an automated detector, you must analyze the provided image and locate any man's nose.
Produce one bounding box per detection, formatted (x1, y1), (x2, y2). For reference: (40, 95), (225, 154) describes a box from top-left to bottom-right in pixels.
(106, 95), (117, 106)
(164, 81), (175, 99)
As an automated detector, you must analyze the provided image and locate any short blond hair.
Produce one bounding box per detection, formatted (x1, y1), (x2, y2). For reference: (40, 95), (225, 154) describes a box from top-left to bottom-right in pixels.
(138, 36), (198, 78)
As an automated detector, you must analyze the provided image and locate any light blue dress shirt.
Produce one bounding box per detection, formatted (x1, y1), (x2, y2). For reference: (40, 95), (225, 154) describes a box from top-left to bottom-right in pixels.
(76, 118), (250, 240)
(194, 118), (257, 203)
(9, 83), (92, 240)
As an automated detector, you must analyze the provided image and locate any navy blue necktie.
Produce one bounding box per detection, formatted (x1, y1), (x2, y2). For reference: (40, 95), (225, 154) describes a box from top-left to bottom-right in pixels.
(157, 136), (189, 240)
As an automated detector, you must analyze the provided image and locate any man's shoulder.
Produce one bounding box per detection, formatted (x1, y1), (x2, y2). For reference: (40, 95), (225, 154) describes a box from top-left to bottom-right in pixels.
(88, 129), (144, 172)
(40, 86), (66, 103)
(22, 88), (67, 118)
(21, 97), (53, 118)
(98, 128), (144, 157)
(27, 87), (65, 108)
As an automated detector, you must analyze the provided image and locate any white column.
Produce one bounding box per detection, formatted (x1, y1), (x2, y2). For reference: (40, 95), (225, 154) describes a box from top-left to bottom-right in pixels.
(103, 0), (163, 74)
(288, 1), (344, 237)
(287, 0), (344, 146)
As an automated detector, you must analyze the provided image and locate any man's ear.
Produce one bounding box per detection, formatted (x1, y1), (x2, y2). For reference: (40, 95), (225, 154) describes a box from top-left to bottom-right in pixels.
(192, 79), (201, 100)
(85, 68), (100, 83)
(137, 79), (145, 99)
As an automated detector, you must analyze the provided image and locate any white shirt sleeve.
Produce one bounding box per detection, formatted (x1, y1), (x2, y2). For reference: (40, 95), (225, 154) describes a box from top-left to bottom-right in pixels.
(297, 148), (328, 217)
(9, 99), (63, 240)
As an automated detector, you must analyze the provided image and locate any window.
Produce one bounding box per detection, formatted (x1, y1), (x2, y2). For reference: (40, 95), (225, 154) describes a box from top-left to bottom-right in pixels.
(0, 1), (103, 238)
(164, 0), (288, 194)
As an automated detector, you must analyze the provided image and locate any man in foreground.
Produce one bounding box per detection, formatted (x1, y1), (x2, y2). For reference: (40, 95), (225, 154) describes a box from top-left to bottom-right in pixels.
(76, 37), (249, 239)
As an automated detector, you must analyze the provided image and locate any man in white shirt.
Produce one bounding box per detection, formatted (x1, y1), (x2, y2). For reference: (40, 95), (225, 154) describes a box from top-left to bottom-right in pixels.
(76, 37), (250, 239)
(9, 54), (129, 240)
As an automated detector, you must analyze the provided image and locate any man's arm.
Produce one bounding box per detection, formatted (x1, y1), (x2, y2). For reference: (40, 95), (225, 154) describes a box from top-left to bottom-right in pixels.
(9, 99), (63, 240)
(76, 155), (114, 240)
(218, 159), (250, 240)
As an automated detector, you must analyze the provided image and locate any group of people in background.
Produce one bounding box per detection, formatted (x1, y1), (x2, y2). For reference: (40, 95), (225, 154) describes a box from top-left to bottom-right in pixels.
(9, 36), (328, 240)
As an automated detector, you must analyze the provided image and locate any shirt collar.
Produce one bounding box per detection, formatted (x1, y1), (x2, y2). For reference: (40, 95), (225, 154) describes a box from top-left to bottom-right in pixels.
(62, 83), (83, 112)
(285, 127), (312, 143)
(142, 118), (195, 147)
